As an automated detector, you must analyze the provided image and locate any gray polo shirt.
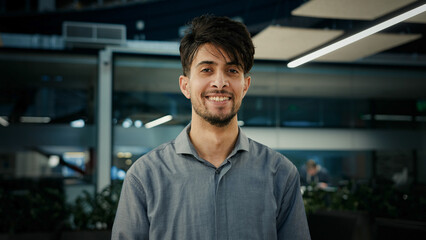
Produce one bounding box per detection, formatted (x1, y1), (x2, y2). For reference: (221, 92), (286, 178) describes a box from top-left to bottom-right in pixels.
(112, 125), (311, 240)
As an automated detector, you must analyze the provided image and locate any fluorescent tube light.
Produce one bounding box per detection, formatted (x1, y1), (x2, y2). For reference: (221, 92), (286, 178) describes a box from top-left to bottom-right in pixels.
(375, 114), (412, 121)
(361, 114), (417, 122)
(64, 152), (86, 158)
(20, 116), (51, 123)
(0, 116), (9, 127)
(287, 3), (426, 68)
(145, 115), (173, 129)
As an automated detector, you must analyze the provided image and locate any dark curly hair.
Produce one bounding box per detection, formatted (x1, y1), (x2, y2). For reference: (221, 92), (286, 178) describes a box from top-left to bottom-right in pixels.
(179, 15), (255, 76)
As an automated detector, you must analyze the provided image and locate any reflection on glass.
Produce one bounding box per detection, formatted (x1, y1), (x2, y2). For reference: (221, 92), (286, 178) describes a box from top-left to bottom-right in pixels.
(111, 55), (426, 192)
(0, 51), (96, 183)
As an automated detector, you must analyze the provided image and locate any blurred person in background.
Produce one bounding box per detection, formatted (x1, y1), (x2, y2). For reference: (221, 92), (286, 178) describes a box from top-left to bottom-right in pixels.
(300, 159), (330, 189)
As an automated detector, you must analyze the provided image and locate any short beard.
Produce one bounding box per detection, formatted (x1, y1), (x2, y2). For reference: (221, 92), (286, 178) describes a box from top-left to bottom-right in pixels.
(192, 99), (238, 127)
(194, 107), (237, 127)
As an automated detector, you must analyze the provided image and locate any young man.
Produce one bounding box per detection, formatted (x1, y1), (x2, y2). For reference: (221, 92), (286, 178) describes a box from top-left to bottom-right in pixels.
(112, 15), (311, 240)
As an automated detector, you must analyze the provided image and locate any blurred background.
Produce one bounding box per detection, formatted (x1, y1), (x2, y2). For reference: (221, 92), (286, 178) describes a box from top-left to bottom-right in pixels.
(0, 0), (425, 239)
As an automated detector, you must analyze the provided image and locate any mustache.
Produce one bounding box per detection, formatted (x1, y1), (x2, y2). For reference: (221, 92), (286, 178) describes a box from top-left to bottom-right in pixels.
(201, 90), (234, 98)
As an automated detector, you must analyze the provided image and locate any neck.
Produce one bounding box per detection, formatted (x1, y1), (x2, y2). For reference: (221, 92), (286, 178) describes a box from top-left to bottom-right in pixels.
(189, 114), (239, 168)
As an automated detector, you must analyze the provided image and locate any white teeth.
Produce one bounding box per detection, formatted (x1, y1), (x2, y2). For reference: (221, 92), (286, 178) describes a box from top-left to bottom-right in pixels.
(209, 96), (229, 102)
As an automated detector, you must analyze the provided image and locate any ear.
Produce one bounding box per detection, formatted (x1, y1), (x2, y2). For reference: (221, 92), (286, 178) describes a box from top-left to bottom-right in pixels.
(242, 76), (251, 98)
(179, 75), (191, 99)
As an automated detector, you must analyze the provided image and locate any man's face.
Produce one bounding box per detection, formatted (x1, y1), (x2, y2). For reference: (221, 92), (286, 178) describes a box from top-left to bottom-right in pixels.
(179, 43), (250, 127)
(307, 168), (317, 176)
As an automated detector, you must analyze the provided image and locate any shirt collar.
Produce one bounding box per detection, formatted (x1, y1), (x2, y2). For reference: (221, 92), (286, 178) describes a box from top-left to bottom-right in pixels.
(175, 123), (196, 155)
(175, 123), (250, 157)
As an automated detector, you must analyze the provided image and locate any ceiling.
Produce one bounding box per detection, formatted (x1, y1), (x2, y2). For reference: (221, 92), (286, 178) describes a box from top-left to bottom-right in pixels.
(252, 0), (426, 64)
(0, 0), (425, 66)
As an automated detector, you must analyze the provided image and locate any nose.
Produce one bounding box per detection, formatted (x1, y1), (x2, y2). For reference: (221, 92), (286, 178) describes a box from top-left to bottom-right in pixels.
(211, 72), (229, 89)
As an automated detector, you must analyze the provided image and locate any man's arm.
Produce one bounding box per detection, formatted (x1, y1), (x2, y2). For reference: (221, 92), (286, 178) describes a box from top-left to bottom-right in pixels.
(111, 173), (149, 240)
(276, 166), (311, 240)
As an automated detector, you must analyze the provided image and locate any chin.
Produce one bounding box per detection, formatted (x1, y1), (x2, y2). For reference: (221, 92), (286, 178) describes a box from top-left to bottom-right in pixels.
(204, 113), (236, 127)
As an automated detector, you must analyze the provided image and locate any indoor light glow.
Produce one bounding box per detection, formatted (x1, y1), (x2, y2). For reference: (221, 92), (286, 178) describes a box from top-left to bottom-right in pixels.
(70, 119), (85, 128)
(134, 120), (143, 128)
(287, 3), (426, 68)
(145, 115), (173, 129)
(0, 117), (9, 127)
(122, 118), (133, 128)
(48, 155), (60, 167)
(20, 116), (51, 123)
(360, 114), (426, 122)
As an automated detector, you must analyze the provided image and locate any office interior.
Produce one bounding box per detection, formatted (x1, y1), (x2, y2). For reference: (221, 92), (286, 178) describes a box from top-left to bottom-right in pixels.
(0, 0), (426, 239)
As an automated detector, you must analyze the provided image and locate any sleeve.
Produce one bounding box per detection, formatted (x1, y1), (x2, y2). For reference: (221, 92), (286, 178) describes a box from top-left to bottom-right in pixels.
(111, 173), (150, 240)
(276, 166), (311, 240)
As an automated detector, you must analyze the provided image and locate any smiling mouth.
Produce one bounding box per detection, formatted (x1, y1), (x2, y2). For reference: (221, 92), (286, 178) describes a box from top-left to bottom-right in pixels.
(207, 96), (231, 102)
(203, 90), (233, 103)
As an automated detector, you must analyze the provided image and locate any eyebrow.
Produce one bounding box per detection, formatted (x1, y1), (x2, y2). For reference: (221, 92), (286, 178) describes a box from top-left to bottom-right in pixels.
(195, 61), (241, 68)
(196, 61), (216, 67)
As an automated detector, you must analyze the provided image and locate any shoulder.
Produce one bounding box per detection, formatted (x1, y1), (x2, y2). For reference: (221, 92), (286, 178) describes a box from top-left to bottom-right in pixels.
(318, 166), (329, 175)
(244, 138), (301, 199)
(126, 140), (176, 178)
(246, 137), (298, 176)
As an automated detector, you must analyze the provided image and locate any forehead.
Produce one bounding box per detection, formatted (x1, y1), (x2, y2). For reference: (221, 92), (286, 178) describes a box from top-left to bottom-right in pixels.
(191, 43), (233, 66)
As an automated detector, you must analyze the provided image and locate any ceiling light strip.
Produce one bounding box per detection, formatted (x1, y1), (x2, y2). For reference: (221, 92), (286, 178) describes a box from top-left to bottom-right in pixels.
(145, 115), (173, 129)
(0, 117), (9, 127)
(287, 3), (426, 68)
(20, 116), (51, 123)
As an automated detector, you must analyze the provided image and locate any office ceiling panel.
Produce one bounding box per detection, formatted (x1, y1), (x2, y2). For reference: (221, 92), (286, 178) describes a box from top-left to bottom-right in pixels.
(317, 33), (422, 62)
(292, 0), (417, 20)
(253, 26), (343, 60)
(406, 12), (426, 23)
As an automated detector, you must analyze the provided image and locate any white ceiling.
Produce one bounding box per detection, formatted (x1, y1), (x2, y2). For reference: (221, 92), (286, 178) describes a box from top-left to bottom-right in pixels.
(253, 26), (343, 60)
(253, 0), (425, 63)
(252, 26), (422, 62)
(406, 12), (426, 23)
(291, 0), (417, 20)
(316, 33), (422, 62)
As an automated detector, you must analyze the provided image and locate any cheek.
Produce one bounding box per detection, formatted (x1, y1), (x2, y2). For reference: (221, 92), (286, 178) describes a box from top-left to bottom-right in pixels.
(235, 83), (247, 98)
(190, 81), (204, 95)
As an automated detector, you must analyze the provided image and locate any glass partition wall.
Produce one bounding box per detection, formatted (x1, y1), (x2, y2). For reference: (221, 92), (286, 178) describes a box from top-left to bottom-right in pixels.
(2, 49), (424, 200)
(2, 50), (424, 191)
(111, 54), (189, 180)
(112, 53), (426, 186)
(1, 49), (425, 231)
(0, 50), (98, 205)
